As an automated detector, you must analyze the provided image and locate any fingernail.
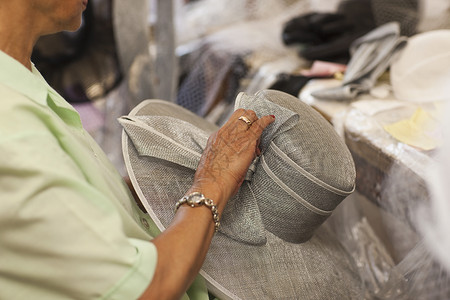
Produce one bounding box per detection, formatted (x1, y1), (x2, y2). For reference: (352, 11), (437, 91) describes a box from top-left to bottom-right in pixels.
(270, 115), (275, 119)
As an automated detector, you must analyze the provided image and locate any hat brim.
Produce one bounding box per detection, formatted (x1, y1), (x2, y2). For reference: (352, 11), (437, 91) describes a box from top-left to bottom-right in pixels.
(122, 99), (362, 299)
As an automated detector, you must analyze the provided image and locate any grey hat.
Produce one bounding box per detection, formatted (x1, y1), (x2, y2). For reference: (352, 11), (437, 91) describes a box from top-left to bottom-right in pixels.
(119, 90), (361, 299)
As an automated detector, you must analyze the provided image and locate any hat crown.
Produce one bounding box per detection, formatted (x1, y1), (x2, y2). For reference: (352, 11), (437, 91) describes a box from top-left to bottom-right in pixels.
(235, 90), (355, 243)
(238, 89), (355, 191)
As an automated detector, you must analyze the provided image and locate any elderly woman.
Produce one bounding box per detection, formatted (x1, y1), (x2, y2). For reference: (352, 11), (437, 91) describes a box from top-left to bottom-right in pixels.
(0, 1), (274, 299)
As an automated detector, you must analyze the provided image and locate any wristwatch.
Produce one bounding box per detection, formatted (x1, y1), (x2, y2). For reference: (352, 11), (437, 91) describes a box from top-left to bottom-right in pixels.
(175, 192), (220, 232)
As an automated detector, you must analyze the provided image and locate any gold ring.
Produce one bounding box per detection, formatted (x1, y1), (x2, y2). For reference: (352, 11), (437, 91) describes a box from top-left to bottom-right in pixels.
(238, 116), (253, 128)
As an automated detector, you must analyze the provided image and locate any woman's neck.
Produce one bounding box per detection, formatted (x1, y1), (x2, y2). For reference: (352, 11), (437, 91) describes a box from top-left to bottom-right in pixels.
(0, 3), (40, 70)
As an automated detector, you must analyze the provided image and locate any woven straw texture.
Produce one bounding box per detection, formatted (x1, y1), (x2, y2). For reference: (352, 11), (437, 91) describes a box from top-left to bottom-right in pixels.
(120, 90), (361, 299)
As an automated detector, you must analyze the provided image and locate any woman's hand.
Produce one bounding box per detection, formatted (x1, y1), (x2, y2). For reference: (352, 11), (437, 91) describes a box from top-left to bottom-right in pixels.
(190, 109), (275, 209)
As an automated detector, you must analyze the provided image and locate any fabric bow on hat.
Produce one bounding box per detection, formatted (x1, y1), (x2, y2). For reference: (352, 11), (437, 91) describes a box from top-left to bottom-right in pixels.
(119, 94), (298, 245)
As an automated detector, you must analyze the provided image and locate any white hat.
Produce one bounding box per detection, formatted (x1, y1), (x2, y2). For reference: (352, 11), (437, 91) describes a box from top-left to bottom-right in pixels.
(390, 29), (450, 103)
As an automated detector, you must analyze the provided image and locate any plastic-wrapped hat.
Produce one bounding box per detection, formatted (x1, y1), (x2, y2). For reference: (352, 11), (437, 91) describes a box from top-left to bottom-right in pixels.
(119, 90), (361, 299)
(390, 29), (450, 103)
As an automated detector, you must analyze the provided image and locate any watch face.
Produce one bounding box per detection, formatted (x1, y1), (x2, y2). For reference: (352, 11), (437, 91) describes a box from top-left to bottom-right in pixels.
(187, 193), (204, 206)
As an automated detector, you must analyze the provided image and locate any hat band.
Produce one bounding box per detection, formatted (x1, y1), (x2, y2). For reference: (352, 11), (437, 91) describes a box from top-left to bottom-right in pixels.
(260, 155), (332, 216)
(269, 142), (355, 197)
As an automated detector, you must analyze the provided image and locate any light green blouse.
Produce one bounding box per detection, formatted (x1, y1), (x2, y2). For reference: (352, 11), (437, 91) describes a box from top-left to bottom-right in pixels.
(0, 50), (207, 300)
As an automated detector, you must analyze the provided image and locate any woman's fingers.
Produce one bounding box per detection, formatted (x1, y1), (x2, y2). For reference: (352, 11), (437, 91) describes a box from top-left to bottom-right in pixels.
(224, 110), (274, 157)
(249, 114), (275, 136)
(231, 109), (274, 134)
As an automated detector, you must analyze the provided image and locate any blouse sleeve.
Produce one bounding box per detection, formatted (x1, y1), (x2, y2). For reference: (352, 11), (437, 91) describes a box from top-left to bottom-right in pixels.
(0, 127), (157, 300)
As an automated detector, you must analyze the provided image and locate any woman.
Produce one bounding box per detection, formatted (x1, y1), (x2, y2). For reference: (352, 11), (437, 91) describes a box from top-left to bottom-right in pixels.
(0, 1), (274, 299)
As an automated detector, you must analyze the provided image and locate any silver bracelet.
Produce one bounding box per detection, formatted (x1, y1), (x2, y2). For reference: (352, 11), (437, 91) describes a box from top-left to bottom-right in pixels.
(175, 192), (220, 232)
